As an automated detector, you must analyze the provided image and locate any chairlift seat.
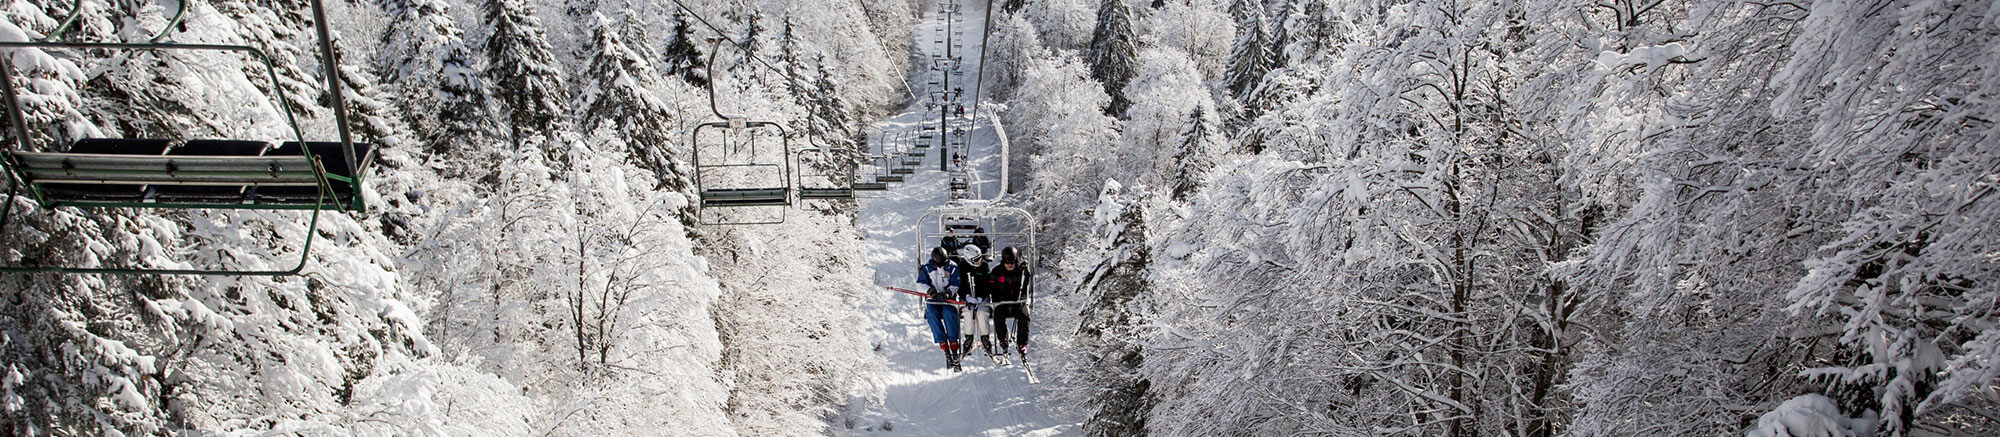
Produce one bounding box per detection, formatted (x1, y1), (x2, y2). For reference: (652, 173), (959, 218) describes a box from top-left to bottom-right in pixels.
(854, 182), (889, 191)
(890, 167), (915, 175)
(7, 138), (339, 209)
(150, 140), (271, 203)
(700, 187), (790, 207)
(876, 175), (905, 182)
(799, 188), (854, 200)
(28, 138), (172, 202)
(253, 141), (375, 210)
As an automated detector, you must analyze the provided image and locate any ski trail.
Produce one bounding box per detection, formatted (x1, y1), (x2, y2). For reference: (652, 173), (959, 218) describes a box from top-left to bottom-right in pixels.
(847, 0), (1072, 435)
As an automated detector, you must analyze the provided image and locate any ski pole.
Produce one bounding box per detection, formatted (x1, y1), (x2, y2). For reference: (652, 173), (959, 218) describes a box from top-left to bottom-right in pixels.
(892, 284), (976, 304)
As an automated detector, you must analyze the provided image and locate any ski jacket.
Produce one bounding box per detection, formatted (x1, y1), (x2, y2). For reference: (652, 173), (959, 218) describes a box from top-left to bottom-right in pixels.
(917, 260), (961, 302)
(964, 261), (995, 300)
(988, 264), (1032, 303)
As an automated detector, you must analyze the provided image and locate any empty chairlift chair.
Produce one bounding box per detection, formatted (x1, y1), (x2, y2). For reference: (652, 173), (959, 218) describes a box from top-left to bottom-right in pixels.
(854, 158), (891, 191)
(689, 119), (793, 224)
(795, 140), (855, 200)
(0, 0), (378, 275)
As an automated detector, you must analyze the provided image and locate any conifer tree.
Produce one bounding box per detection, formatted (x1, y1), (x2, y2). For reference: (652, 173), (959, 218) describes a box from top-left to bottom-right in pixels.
(776, 18), (806, 104)
(661, 10), (708, 87)
(1221, 7), (1272, 99)
(734, 14), (765, 75)
(580, 13), (688, 197)
(378, 0), (487, 156)
(436, 42), (493, 159)
(483, 0), (570, 170)
(1087, 0), (1140, 117)
(808, 55), (855, 141)
(1168, 107), (1214, 201)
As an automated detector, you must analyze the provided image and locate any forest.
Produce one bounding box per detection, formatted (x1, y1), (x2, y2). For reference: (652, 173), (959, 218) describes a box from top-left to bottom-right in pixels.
(0, 0), (1993, 435)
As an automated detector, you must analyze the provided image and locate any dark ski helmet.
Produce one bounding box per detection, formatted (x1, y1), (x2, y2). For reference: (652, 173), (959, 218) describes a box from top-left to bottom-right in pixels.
(999, 247), (1020, 264)
(930, 247), (949, 265)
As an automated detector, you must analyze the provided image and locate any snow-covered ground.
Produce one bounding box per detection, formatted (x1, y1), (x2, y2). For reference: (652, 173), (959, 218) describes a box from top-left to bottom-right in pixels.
(844, 1), (1072, 434)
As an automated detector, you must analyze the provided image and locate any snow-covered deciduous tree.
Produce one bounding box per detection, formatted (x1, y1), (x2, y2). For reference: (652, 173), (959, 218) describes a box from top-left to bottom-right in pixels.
(1117, 47), (1210, 187)
(1138, 0), (1232, 77)
(1006, 51), (1118, 265)
(1020, 0), (1097, 52)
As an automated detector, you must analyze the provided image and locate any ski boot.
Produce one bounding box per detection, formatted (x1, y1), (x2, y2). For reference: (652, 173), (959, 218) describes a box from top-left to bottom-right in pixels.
(947, 341), (964, 372)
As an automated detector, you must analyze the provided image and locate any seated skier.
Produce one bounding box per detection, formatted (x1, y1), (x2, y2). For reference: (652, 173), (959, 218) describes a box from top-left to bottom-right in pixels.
(917, 246), (964, 371)
(990, 247), (1033, 361)
(958, 246), (997, 358)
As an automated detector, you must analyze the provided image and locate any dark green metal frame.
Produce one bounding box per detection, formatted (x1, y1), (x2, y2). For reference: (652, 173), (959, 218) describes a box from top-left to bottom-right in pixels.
(690, 120), (792, 225)
(0, 0), (366, 275)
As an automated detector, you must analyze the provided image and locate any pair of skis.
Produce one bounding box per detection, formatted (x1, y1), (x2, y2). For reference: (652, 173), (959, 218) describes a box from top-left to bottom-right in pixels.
(983, 347), (1039, 384)
(888, 286), (1039, 383)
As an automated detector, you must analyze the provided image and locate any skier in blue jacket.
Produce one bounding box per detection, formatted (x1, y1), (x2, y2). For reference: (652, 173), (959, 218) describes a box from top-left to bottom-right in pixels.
(918, 246), (965, 371)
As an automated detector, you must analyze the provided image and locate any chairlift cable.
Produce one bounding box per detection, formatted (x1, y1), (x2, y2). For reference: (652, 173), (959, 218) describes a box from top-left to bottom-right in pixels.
(968, 0), (997, 129)
(665, 0), (835, 108)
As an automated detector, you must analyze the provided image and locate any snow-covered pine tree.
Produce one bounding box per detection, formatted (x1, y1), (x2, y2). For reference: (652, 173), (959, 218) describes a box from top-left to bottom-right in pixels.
(808, 55), (855, 143)
(775, 17), (806, 108)
(732, 13), (764, 76)
(661, 10), (708, 87)
(483, 0), (570, 170)
(578, 13), (690, 202)
(435, 41), (494, 168)
(1086, 0), (1139, 117)
(1167, 107), (1214, 201)
(1219, 5), (1270, 102)
(1265, 0), (1298, 64)
(1055, 181), (1157, 437)
(1278, 0), (1333, 65)
(377, 0), (481, 157)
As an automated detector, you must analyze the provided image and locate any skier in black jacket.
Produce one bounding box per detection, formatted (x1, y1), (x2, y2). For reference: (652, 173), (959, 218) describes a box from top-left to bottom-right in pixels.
(989, 247), (1032, 360)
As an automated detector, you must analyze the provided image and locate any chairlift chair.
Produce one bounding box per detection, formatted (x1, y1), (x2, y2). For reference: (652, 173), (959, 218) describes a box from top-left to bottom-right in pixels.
(916, 204), (1037, 311)
(0, 0), (376, 275)
(690, 119), (793, 218)
(853, 157), (889, 192)
(862, 154), (906, 184)
(794, 138), (855, 200)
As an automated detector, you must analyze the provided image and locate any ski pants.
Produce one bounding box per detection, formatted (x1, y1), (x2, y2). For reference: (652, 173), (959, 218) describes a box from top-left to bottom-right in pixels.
(962, 304), (992, 336)
(994, 304), (1029, 347)
(924, 302), (960, 344)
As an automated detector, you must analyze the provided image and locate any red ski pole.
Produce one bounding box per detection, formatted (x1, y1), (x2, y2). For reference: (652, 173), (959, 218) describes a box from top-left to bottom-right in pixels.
(886, 286), (971, 305)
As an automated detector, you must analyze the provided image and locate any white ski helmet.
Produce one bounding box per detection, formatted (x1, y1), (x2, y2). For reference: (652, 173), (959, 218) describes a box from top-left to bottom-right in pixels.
(958, 245), (983, 262)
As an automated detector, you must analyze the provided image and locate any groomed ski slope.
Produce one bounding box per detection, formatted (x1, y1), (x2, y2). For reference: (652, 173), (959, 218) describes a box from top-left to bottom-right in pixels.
(845, 0), (1073, 434)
